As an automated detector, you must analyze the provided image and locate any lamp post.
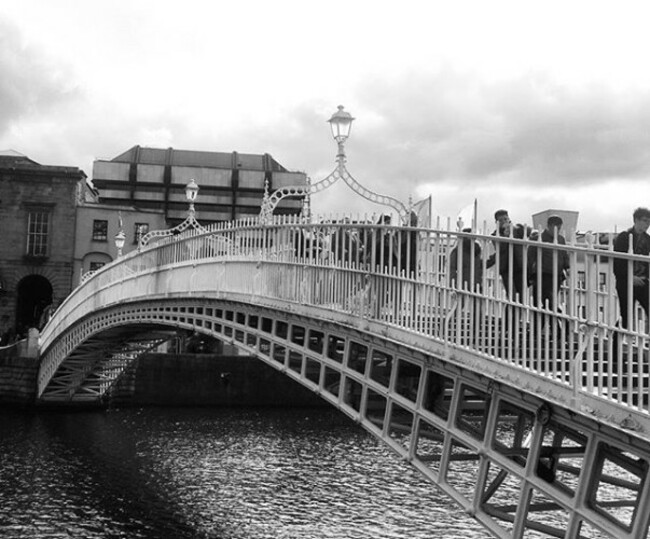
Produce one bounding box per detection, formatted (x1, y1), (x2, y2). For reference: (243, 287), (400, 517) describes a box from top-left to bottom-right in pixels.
(259, 105), (411, 224)
(115, 230), (126, 257)
(185, 178), (199, 215)
(138, 179), (208, 248)
(328, 104), (354, 158)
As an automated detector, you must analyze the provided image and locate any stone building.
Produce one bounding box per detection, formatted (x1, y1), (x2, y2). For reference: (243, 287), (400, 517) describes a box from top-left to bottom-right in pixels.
(91, 146), (307, 224)
(0, 150), (88, 340)
(73, 202), (166, 284)
(0, 145), (307, 341)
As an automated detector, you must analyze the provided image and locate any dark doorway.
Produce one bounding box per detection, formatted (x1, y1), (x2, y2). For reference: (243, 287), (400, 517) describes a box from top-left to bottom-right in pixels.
(16, 275), (53, 335)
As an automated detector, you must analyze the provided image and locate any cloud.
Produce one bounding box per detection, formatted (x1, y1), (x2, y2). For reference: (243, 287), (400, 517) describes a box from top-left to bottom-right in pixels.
(232, 68), (650, 229)
(1, 7), (648, 233)
(336, 69), (650, 194)
(0, 18), (79, 139)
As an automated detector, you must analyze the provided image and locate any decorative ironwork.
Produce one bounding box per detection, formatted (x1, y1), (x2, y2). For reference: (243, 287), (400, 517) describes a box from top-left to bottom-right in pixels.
(259, 105), (410, 224)
(139, 179), (208, 248)
(138, 211), (209, 248)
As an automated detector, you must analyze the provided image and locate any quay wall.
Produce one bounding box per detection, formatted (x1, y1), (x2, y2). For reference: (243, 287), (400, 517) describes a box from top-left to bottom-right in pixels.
(0, 349), (325, 408)
(110, 353), (325, 407)
(0, 344), (39, 406)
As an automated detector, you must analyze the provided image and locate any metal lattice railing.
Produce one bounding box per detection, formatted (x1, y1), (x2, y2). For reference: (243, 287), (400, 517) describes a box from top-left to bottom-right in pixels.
(40, 214), (650, 418)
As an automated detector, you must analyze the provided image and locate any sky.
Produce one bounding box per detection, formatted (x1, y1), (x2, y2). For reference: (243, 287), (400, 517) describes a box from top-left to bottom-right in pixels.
(1, 0), (650, 232)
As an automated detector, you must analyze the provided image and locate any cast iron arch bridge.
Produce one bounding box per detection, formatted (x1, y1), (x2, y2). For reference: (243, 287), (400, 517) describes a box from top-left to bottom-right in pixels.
(37, 216), (650, 539)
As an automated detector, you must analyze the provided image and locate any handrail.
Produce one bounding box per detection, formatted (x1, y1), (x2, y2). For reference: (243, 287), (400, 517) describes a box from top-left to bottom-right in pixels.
(39, 214), (650, 418)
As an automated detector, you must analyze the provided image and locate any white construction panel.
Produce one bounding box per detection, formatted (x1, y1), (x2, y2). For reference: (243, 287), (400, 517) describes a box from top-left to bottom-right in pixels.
(168, 191), (232, 204)
(213, 194), (233, 205)
(237, 153), (264, 169)
(137, 164), (165, 183)
(172, 166), (231, 188)
(273, 172), (306, 188)
(239, 170), (264, 189)
(93, 161), (130, 182)
(237, 195), (263, 206)
(101, 188), (130, 199)
(133, 191), (164, 201)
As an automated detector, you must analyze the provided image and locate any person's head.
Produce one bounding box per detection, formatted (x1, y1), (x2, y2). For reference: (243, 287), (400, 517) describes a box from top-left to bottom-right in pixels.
(378, 214), (391, 225)
(633, 207), (650, 234)
(494, 209), (511, 234)
(512, 224), (527, 239)
(546, 215), (563, 234)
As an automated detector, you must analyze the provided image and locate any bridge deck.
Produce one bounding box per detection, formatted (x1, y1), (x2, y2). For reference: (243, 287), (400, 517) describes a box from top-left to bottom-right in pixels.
(35, 217), (650, 538)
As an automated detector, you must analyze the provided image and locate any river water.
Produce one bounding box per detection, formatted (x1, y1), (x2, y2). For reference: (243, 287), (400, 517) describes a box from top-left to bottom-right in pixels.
(0, 406), (493, 539)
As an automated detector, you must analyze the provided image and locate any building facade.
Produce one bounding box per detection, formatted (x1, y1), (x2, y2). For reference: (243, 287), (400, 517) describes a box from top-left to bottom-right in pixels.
(74, 203), (167, 284)
(0, 151), (88, 340)
(0, 145), (307, 342)
(91, 146), (307, 224)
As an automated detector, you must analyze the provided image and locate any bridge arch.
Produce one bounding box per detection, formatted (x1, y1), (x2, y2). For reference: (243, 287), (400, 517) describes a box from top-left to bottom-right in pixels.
(38, 294), (650, 537)
(36, 218), (650, 538)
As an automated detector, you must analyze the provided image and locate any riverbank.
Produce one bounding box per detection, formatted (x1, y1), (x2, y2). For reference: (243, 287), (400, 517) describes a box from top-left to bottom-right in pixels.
(0, 347), (326, 408)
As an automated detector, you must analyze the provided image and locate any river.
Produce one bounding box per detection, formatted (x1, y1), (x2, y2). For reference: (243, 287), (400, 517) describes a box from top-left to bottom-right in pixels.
(0, 406), (493, 539)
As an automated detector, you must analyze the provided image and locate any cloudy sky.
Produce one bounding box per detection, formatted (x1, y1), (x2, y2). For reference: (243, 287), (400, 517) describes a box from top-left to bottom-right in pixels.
(1, 0), (650, 231)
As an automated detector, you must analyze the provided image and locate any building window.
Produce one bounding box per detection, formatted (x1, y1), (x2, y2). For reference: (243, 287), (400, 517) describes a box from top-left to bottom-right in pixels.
(92, 220), (108, 241)
(89, 262), (105, 272)
(599, 272), (607, 291)
(134, 223), (149, 244)
(577, 271), (586, 289)
(26, 211), (50, 256)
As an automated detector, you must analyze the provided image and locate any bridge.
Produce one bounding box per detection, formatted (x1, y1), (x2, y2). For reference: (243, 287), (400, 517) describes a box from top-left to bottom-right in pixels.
(36, 215), (650, 539)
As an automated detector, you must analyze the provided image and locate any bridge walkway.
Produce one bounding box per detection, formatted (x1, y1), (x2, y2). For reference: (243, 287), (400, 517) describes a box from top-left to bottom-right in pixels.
(34, 217), (650, 538)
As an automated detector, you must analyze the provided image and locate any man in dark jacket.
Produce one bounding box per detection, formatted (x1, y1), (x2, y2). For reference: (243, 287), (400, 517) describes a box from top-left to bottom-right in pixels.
(450, 228), (483, 291)
(529, 215), (570, 310)
(613, 207), (650, 330)
(486, 209), (531, 300)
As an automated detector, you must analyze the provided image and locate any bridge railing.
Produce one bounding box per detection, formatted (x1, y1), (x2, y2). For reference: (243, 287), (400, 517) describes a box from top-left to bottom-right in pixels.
(41, 215), (650, 413)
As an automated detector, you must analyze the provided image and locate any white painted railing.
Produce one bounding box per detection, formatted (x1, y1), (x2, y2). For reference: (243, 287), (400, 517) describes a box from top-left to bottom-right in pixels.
(40, 215), (650, 414)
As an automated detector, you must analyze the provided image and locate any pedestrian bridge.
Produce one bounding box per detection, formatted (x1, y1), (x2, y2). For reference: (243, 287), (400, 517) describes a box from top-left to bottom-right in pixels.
(37, 216), (650, 539)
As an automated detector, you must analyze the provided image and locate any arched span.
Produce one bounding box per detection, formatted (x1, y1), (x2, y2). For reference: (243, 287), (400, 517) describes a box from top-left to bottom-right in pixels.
(38, 295), (650, 538)
(36, 218), (650, 538)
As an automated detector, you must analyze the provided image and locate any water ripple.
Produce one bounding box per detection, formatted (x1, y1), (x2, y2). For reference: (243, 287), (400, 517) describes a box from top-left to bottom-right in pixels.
(0, 408), (491, 538)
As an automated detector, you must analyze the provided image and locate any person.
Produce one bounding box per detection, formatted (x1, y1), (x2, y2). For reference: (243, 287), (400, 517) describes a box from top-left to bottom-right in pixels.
(486, 209), (531, 300)
(613, 207), (650, 331)
(529, 215), (570, 310)
(330, 218), (363, 267)
(38, 303), (56, 330)
(293, 227), (323, 261)
(369, 215), (397, 272)
(449, 228), (483, 291)
(449, 228), (484, 343)
(400, 211), (419, 278)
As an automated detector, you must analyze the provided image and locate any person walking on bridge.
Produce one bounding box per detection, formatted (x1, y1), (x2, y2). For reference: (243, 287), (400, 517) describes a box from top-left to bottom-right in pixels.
(613, 207), (650, 331)
(486, 209), (531, 301)
(529, 215), (570, 311)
